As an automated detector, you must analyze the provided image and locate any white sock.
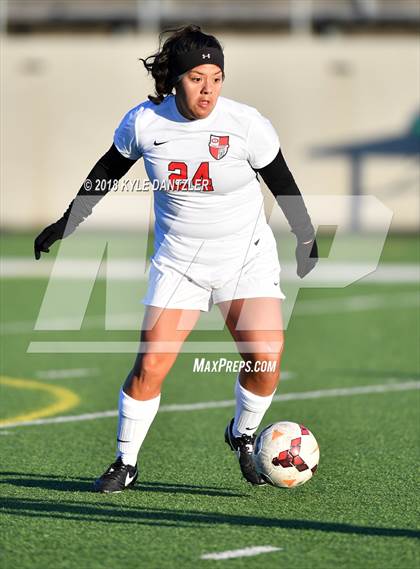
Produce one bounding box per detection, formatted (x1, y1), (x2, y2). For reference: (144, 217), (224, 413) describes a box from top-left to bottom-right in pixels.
(232, 377), (275, 437)
(116, 389), (161, 466)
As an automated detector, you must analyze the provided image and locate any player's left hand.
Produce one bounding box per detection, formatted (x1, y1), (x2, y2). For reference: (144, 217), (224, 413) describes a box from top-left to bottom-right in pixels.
(33, 218), (68, 260)
(295, 238), (318, 278)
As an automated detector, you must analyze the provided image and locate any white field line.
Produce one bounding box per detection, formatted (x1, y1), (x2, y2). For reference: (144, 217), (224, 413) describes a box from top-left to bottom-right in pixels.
(24, 341), (272, 353)
(294, 291), (420, 315)
(35, 368), (99, 380)
(279, 371), (294, 381)
(201, 546), (282, 560)
(0, 315), (107, 335)
(34, 368), (292, 381)
(1, 380), (418, 430)
(1, 258), (419, 283)
(1, 292), (419, 336)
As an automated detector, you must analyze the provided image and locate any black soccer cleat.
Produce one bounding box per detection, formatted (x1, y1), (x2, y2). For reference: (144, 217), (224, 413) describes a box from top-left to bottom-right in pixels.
(224, 418), (266, 486)
(93, 457), (138, 493)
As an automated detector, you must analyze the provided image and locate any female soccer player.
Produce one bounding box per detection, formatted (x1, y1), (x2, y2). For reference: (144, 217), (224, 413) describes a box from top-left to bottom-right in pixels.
(34, 25), (318, 492)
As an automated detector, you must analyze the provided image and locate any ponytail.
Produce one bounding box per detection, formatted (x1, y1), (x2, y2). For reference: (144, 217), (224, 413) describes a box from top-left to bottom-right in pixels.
(139, 24), (224, 105)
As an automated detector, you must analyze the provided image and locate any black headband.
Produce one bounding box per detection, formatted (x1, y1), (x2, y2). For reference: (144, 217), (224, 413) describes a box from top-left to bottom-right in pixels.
(172, 47), (224, 81)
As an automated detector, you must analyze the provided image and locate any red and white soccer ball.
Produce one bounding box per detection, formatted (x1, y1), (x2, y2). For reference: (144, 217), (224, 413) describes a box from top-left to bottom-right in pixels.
(253, 421), (320, 488)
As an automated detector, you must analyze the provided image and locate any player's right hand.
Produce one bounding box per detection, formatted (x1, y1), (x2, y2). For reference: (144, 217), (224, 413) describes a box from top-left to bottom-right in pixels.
(34, 218), (67, 260)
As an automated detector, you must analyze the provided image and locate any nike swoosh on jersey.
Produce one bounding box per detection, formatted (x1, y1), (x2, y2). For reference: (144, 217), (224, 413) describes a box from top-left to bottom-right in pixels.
(153, 140), (168, 146)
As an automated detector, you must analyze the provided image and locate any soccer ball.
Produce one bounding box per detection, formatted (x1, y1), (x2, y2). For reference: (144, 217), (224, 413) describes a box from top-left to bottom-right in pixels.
(253, 421), (319, 488)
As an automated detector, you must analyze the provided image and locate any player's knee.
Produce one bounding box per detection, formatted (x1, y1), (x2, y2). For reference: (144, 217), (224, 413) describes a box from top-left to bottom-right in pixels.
(254, 354), (281, 378)
(136, 352), (171, 382)
(253, 335), (283, 370)
(246, 346), (282, 384)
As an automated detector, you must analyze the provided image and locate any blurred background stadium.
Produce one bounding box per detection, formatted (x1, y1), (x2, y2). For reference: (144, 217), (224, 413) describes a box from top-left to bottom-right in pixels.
(1, 0), (419, 233)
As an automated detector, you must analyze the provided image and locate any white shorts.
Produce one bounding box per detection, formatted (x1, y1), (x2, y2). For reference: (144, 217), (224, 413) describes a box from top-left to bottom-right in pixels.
(142, 224), (285, 312)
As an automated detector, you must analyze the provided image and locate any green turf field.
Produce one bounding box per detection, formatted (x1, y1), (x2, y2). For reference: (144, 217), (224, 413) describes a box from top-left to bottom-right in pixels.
(0, 233), (419, 569)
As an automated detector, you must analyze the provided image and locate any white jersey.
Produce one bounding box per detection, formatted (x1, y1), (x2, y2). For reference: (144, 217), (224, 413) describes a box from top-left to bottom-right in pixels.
(113, 94), (279, 247)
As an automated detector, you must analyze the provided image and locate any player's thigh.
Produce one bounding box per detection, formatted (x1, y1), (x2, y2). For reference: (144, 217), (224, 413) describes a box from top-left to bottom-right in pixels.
(141, 305), (201, 341)
(218, 297), (284, 357)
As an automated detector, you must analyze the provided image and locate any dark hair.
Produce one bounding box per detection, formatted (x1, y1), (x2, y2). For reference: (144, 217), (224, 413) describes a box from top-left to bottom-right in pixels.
(140, 24), (224, 105)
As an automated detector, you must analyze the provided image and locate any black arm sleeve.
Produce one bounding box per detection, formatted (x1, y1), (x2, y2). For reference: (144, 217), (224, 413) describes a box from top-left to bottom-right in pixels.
(62, 143), (137, 232)
(256, 149), (315, 243)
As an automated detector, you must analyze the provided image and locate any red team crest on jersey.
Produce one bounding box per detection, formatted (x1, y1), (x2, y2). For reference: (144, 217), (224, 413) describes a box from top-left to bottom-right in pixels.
(209, 135), (229, 160)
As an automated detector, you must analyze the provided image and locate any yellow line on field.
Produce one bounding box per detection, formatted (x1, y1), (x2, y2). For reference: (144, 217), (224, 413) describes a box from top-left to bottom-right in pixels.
(0, 376), (80, 426)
